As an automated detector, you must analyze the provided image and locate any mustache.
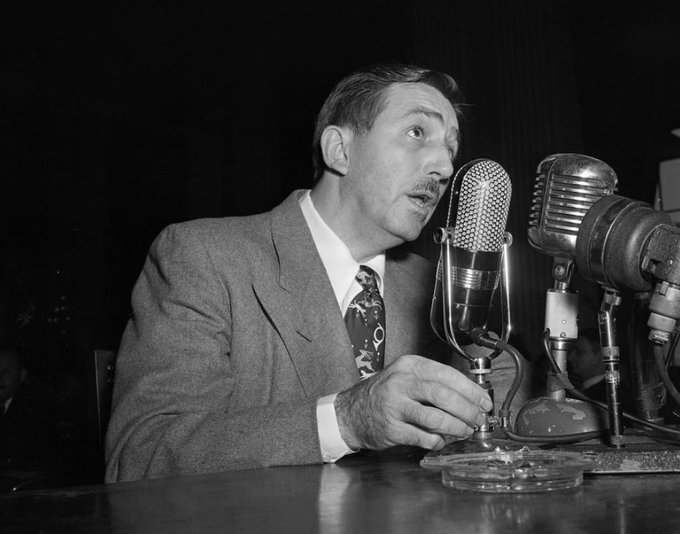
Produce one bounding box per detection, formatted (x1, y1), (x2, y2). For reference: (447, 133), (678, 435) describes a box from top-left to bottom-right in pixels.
(410, 180), (445, 201)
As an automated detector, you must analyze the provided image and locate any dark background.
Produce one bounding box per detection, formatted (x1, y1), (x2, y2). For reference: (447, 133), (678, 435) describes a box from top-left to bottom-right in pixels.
(2, 0), (680, 456)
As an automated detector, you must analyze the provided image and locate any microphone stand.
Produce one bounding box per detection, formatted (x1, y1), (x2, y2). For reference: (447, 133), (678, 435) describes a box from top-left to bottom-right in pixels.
(598, 286), (625, 447)
(543, 258), (578, 406)
(434, 229), (521, 452)
(514, 257), (606, 439)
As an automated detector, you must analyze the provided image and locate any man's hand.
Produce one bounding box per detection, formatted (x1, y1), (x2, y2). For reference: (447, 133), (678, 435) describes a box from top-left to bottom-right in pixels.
(334, 355), (492, 451)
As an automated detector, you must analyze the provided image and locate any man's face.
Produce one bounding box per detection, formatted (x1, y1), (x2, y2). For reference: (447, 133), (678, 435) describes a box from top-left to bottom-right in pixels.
(0, 352), (23, 404)
(342, 82), (459, 254)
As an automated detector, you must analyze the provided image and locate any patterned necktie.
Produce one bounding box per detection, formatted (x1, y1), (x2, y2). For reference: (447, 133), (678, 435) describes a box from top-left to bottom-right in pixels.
(344, 266), (385, 380)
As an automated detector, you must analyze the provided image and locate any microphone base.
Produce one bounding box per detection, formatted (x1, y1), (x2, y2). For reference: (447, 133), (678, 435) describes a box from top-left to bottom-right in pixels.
(514, 396), (607, 436)
(554, 429), (680, 473)
(428, 396), (680, 474)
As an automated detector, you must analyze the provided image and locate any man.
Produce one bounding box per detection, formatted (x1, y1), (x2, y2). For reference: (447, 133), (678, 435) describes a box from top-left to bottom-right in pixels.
(105, 63), (494, 482)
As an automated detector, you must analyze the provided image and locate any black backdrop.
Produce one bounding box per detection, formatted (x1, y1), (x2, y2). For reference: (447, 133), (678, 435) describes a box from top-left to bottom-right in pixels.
(3, 0), (680, 389)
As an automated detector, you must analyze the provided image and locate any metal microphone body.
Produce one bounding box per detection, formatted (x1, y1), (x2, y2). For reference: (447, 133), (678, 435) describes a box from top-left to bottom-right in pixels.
(528, 153), (619, 272)
(527, 153), (618, 357)
(431, 158), (512, 355)
(431, 158), (513, 444)
(443, 247), (503, 337)
(526, 153), (618, 370)
(575, 194), (680, 342)
(515, 154), (619, 441)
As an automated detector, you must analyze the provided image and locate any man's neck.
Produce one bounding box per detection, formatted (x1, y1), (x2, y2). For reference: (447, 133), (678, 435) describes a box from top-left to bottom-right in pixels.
(310, 182), (396, 262)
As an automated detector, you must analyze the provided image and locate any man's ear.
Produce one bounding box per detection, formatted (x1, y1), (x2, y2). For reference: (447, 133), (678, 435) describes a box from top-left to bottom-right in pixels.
(320, 125), (352, 176)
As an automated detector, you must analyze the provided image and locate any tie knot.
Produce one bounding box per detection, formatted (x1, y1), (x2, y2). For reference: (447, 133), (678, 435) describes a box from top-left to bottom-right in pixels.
(356, 266), (379, 292)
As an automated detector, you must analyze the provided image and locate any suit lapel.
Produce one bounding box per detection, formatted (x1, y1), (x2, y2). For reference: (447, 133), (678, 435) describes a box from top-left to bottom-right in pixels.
(384, 258), (410, 366)
(384, 252), (435, 366)
(252, 192), (359, 398)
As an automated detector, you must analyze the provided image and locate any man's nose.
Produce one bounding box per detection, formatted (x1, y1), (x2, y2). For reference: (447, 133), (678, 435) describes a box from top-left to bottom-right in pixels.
(425, 145), (454, 182)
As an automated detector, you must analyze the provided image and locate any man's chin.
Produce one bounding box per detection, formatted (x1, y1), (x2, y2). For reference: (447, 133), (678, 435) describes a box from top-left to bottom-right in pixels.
(380, 213), (433, 248)
(392, 223), (428, 245)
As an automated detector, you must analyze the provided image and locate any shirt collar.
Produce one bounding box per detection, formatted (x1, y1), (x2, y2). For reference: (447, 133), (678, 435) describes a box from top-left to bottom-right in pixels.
(299, 190), (385, 308)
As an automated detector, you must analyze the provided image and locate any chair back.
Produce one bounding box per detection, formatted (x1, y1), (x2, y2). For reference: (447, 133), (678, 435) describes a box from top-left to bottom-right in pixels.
(88, 349), (116, 455)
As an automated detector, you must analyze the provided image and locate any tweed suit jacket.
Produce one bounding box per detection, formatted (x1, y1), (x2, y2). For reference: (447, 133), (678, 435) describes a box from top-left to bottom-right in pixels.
(105, 190), (449, 482)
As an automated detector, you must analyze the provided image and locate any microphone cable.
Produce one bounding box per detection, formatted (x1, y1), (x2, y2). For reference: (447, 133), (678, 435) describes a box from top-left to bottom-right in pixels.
(507, 329), (680, 445)
(654, 334), (680, 412)
(470, 328), (607, 444)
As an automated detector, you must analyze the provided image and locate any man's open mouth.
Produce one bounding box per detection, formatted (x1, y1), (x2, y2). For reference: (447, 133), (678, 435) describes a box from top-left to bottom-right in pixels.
(409, 192), (435, 208)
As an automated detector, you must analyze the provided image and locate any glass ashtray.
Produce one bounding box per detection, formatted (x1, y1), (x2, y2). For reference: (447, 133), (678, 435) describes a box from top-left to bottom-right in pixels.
(421, 447), (592, 493)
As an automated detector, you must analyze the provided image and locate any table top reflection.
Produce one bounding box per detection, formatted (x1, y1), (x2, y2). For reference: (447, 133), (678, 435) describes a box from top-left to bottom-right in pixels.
(2, 447), (680, 533)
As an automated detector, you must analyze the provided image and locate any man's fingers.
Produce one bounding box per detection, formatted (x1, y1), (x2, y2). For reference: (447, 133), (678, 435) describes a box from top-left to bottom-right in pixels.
(404, 401), (478, 438)
(335, 355), (496, 451)
(400, 355), (493, 411)
(406, 379), (488, 428)
(390, 420), (454, 451)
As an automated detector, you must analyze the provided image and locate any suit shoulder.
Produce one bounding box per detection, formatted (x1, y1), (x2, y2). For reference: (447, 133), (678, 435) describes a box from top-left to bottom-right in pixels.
(162, 211), (270, 240)
(139, 213), (276, 280)
(152, 212), (272, 253)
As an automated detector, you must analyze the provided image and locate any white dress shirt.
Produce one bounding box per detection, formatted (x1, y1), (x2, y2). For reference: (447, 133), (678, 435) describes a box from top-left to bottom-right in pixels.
(298, 190), (385, 462)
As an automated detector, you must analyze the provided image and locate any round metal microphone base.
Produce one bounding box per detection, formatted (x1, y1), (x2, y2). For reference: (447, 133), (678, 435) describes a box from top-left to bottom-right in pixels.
(514, 396), (607, 436)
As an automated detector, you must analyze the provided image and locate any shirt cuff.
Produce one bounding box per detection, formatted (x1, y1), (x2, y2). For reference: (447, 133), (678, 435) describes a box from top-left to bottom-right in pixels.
(316, 393), (358, 463)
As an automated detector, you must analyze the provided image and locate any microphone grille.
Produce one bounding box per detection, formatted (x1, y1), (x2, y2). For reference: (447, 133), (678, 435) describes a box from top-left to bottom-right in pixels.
(451, 159), (511, 252)
(528, 154), (618, 257)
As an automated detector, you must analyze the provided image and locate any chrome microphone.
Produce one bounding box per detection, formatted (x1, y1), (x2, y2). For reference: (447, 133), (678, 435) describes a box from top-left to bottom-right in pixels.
(516, 154), (621, 442)
(526, 153), (618, 348)
(528, 153), (618, 281)
(574, 194), (680, 437)
(575, 195), (680, 342)
(430, 158), (512, 359)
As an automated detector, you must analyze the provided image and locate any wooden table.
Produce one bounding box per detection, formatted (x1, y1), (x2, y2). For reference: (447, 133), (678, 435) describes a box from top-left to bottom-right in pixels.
(2, 447), (680, 533)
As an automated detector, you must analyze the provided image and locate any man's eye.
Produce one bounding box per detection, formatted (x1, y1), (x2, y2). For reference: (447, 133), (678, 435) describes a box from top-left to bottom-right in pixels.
(408, 126), (424, 139)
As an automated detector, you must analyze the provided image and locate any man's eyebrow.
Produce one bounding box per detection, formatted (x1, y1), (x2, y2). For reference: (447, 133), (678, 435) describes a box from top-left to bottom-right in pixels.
(403, 106), (444, 123)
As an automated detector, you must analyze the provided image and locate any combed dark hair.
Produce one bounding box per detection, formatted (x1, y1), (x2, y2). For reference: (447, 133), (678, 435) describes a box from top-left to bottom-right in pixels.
(311, 63), (466, 180)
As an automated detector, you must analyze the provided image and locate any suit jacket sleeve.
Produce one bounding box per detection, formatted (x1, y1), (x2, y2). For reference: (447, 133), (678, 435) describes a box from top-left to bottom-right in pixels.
(105, 221), (323, 482)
